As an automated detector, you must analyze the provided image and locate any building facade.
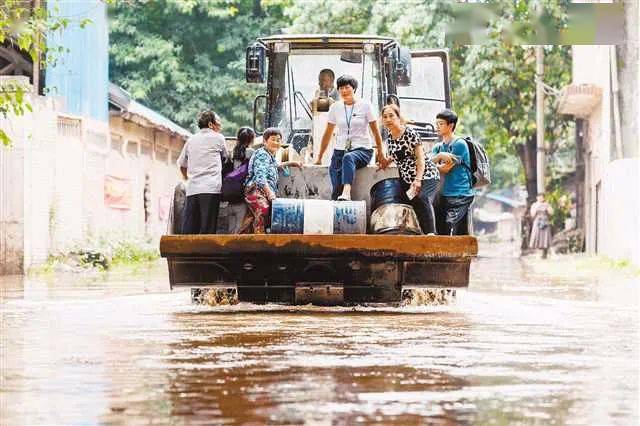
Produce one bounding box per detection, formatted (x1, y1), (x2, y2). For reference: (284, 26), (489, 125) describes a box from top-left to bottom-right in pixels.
(558, 1), (640, 266)
(0, 78), (189, 275)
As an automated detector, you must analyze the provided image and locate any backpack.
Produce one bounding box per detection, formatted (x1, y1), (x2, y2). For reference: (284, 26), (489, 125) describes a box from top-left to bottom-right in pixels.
(438, 136), (490, 189)
(221, 160), (249, 203)
(461, 136), (491, 188)
(433, 136), (491, 189)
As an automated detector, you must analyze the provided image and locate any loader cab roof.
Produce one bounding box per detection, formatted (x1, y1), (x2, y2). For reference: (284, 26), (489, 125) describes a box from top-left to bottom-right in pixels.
(257, 34), (396, 48)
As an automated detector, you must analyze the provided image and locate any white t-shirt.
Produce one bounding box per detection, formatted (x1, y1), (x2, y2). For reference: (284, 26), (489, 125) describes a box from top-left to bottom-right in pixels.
(177, 128), (228, 196)
(327, 99), (376, 150)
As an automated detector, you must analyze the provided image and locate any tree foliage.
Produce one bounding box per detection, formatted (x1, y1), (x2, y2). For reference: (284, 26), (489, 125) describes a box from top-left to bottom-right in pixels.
(285, 0), (451, 48)
(456, 0), (572, 201)
(108, 0), (290, 133)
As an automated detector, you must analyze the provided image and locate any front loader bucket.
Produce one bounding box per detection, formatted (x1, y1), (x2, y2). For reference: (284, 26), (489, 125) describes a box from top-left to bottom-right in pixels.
(160, 234), (477, 305)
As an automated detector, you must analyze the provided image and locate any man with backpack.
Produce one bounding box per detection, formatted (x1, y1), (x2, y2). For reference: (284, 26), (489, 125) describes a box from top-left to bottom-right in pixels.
(431, 109), (480, 236)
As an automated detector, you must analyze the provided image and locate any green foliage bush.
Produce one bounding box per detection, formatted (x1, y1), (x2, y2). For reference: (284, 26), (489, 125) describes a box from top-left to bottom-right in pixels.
(109, 237), (159, 265)
(42, 235), (159, 271)
(545, 187), (572, 232)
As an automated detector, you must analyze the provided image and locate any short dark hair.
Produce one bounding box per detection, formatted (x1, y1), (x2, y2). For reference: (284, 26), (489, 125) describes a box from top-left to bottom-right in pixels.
(262, 127), (283, 142)
(385, 94), (400, 106)
(198, 110), (220, 129)
(319, 69), (335, 81)
(336, 75), (358, 91)
(234, 127), (255, 161)
(436, 109), (458, 131)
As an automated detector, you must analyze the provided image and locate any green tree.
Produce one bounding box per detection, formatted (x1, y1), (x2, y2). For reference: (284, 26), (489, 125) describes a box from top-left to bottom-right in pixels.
(285, 0), (451, 47)
(454, 1), (572, 203)
(109, 0), (290, 133)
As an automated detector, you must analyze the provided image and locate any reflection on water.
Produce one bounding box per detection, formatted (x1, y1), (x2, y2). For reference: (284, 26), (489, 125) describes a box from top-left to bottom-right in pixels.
(1, 255), (638, 425)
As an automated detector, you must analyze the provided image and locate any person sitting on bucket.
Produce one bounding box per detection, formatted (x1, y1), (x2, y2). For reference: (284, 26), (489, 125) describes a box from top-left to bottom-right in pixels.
(238, 127), (302, 234)
(313, 75), (388, 201)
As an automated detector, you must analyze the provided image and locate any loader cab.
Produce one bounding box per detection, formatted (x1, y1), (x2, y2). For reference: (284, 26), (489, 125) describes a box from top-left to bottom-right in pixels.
(246, 35), (451, 159)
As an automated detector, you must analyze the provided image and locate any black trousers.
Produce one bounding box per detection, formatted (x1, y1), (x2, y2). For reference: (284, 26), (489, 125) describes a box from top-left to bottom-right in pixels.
(434, 194), (474, 236)
(400, 178), (438, 235)
(181, 193), (222, 234)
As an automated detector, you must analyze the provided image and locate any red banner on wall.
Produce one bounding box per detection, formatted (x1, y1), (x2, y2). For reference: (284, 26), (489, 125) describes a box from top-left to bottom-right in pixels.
(104, 175), (132, 210)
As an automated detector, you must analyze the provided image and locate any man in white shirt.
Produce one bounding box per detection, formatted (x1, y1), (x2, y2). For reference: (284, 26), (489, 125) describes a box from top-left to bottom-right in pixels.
(177, 110), (228, 233)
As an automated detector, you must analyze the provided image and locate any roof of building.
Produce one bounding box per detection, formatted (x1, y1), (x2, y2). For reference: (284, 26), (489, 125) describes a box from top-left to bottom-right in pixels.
(108, 83), (192, 139)
(485, 192), (526, 209)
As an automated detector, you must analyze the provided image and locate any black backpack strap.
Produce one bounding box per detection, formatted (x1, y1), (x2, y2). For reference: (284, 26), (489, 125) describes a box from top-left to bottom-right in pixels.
(453, 137), (474, 183)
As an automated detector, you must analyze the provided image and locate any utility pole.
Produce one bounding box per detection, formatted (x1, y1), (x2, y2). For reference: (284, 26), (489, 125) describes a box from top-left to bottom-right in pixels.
(535, 45), (545, 195)
(33, 0), (41, 95)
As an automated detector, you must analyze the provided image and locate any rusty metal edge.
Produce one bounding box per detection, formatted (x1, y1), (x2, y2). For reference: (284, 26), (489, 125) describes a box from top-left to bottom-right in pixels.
(160, 234), (478, 259)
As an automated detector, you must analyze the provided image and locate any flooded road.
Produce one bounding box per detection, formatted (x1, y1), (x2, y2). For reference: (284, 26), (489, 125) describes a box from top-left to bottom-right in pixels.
(1, 248), (638, 425)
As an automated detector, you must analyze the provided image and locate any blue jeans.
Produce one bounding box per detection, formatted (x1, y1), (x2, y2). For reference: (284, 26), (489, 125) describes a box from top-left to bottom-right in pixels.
(329, 148), (373, 200)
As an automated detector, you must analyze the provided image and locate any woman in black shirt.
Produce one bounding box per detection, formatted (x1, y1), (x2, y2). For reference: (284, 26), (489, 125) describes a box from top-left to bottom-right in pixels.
(380, 104), (440, 234)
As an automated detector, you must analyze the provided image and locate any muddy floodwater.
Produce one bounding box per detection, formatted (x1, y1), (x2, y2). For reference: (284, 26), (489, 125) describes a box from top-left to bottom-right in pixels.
(1, 247), (638, 425)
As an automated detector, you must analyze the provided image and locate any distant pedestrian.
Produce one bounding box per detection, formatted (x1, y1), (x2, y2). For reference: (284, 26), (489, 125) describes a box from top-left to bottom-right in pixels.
(431, 109), (475, 235)
(177, 110), (227, 234)
(529, 193), (553, 258)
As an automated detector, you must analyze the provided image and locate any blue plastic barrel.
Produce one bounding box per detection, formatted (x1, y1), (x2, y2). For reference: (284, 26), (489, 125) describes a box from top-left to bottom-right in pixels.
(271, 199), (366, 234)
(271, 199), (304, 234)
(333, 201), (366, 234)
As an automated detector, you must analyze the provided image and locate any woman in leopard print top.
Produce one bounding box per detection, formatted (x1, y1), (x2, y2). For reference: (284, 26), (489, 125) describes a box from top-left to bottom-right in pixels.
(381, 104), (440, 234)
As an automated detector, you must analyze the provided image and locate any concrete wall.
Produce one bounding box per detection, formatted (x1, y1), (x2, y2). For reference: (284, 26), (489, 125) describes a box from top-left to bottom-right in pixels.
(572, 45), (612, 255)
(108, 116), (184, 238)
(569, 1), (640, 266)
(0, 85), (185, 274)
(619, 0), (639, 159)
(1, 84), (60, 274)
(599, 159), (640, 266)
